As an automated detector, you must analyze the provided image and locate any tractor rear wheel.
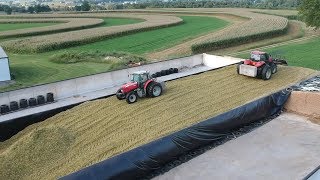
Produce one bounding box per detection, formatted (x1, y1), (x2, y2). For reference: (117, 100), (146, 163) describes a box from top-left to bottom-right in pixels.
(126, 91), (137, 104)
(147, 82), (162, 97)
(261, 65), (272, 80)
(271, 63), (277, 74)
(116, 89), (125, 100)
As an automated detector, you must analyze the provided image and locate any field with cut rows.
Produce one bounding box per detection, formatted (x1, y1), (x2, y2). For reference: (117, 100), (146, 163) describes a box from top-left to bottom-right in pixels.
(0, 8), (318, 92)
(0, 22), (61, 32)
(0, 65), (316, 180)
(1, 15), (228, 91)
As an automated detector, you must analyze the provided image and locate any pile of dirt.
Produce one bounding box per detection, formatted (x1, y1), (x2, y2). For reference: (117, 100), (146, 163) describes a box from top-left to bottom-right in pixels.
(0, 65), (316, 179)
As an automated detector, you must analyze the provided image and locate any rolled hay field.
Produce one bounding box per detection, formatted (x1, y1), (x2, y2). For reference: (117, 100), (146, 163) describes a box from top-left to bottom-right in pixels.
(0, 18), (104, 39)
(0, 65), (316, 180)
(1, 13), (183, 53)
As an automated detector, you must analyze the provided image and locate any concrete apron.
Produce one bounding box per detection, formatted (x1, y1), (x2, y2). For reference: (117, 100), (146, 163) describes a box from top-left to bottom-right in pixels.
(154, 112), (320, 180)
(0, 54), (242, 123)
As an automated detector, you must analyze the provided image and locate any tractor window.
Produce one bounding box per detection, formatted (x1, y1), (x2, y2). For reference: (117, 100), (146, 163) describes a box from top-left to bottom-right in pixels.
(141, 74), (148, 82)
(131, 74), (141, 82)
(260, 55), (266, 61)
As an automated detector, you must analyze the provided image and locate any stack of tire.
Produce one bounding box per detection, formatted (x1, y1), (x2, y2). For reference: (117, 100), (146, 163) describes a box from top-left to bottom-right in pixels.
(0, 92), (54, 115)
(151, 68), (179, 78)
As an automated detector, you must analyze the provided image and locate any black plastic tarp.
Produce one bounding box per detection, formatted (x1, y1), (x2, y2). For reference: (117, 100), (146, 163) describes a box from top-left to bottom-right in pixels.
(62, 89), (291, 180)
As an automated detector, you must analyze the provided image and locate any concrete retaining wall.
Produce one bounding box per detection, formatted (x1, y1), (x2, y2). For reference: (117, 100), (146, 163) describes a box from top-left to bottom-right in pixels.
(285, 91), (320, 116)
(0, 54), (203, 104)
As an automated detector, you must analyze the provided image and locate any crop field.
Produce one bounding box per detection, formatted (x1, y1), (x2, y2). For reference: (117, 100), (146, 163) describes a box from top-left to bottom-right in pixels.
(1, 14), (183, 53)
(237, 37), (320, 70)
(0, 22), (61, 32)
(1, 16), (228, 91)
(0, 65), (316, 180)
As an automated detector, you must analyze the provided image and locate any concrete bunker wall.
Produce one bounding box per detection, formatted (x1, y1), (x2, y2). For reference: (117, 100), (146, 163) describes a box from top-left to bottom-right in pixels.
(0, 54), (203, 104)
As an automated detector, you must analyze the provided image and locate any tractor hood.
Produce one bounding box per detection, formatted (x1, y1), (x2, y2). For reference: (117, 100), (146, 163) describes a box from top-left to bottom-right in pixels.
(121, 82), (138, 93)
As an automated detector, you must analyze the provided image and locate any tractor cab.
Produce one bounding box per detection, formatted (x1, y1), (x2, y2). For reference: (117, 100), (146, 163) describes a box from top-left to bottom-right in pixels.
(130, 71), (150, 84)
(250, 51), (270, 62)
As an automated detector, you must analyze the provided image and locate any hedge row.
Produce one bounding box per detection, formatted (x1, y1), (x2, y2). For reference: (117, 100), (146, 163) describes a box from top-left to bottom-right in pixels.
(191, 25), (288, 53)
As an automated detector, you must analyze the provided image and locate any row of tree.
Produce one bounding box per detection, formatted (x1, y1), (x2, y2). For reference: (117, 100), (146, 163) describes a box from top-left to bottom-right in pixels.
(0, 4), (52, 14)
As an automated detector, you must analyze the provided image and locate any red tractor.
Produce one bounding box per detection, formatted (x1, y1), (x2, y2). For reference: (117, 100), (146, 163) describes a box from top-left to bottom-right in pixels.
(116, 71), (165, 104)
(237, 51), (287, 80)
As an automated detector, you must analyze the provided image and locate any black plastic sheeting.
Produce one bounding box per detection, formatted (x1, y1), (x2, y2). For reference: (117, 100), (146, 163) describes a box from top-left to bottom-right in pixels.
(62, 89), (291, 180)
(0, 104), (78, 141)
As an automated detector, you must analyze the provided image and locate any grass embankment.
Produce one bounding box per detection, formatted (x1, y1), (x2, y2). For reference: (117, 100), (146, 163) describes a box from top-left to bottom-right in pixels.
(0, 65), (316, 180)
(237, 37), (320, 70)
(0, 22), (61, 31)
(2, 16), (227, 91)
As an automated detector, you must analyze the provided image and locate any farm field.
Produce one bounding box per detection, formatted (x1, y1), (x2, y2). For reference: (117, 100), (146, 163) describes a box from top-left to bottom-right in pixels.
(1, 16), (228, 91)
(0, 22), (61, 32)
(0, 65), (316, 180)
(237, 37), (320, 70)
(99, 18), (144, 27)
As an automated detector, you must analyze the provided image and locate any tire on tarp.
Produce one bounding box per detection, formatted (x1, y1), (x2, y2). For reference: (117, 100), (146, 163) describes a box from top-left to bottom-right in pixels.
(62, 89), (291, 180)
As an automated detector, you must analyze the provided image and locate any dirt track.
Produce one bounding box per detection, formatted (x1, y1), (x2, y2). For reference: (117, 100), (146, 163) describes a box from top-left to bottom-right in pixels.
(0, 66), (316, 179)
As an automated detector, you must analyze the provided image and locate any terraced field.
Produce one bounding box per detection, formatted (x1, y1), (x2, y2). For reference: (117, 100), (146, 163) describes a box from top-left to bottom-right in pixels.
(0, 22), (61, 32)
(0, 65), (316, 180)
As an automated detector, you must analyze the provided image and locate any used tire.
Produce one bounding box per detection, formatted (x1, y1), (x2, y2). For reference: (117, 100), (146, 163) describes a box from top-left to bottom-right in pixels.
(147, 82), (162, 98)
(37, 95), (46, 105)
(29, 98), (37, 107)
(261, 65), (272, 80)
(46, 93), (54, 103)
(0, 104), (10, 114)
(173, 68), (178, 73)
(165, 69), (170, 75)
(155, 72), (161, 77)
(160, 70), (166, 76)
(271, 63), (277, 74)
(169, 68), (175, 74)
(10, 101), (19, 111)
(126, 91), (137, 104)
(151, 74), (157, 78)
(116, 89), (125, 100)
(20, 99), (28, 108)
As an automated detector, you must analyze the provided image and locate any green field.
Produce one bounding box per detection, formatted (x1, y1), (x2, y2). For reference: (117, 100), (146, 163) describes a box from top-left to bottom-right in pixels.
(65, 16), (228, 54)
(2, 16), (228, 91)
(237, 37), (320, 70)
(0, 22), (61, 31)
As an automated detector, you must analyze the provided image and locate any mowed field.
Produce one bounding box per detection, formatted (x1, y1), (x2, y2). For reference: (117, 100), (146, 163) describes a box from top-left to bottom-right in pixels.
(237, 37), (320, 70)
(0, 22), (61, 31)
(2, 16), (228, 91)
(0, 65), (316, 180)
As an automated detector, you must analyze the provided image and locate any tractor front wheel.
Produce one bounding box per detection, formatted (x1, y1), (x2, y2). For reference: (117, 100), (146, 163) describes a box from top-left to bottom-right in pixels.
(271, 63), (277, 74)
(261, 65), (272, 80)
(116, 89), (125, 100)
(147, 82), (162, 97)
(126, 91), (137, 104)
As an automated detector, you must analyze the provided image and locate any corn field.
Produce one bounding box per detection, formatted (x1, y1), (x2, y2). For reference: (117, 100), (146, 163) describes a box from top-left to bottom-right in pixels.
(191, 10), (289, 53)
(0, 18), (104, 39)
(1, 14), (183, 53)
(0, 65), (316, 180)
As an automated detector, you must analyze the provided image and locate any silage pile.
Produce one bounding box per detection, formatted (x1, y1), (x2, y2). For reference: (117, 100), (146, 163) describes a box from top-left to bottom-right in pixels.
(0, 65), (316, 179)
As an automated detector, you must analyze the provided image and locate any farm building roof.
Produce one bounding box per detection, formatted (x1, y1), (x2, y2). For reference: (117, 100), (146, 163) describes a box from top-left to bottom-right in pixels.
(0, 47), (8, 59)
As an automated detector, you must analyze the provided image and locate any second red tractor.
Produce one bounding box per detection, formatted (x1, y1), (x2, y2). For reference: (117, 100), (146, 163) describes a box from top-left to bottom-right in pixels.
(237, 51), (287, 80)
